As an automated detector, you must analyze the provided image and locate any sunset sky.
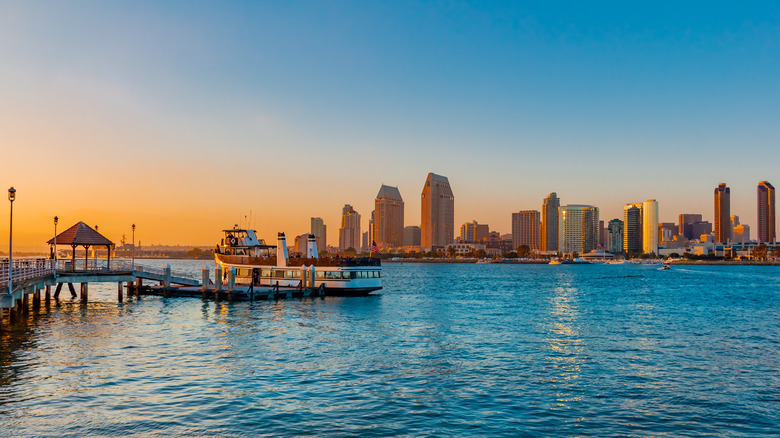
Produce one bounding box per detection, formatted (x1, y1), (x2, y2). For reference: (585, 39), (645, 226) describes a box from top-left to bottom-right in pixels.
(1, 1), (778, 251)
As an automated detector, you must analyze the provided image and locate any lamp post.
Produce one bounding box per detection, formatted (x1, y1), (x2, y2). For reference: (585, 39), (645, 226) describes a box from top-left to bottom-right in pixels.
(132, 224), (135, 271)
(8, 187), (15, 297)
(54, 216), (58, 278)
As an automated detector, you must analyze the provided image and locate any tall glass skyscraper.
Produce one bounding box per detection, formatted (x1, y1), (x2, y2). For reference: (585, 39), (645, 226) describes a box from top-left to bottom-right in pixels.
(714, 183), (731, 244)
(374, 185), (404, 249)
(421, 173), (454, 250)
(541, 192), (559, 252)
(757, 181), (775, 243)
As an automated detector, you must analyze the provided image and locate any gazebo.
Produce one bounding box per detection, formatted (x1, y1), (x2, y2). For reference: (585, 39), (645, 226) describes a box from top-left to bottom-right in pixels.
(47, 221), (114, 271)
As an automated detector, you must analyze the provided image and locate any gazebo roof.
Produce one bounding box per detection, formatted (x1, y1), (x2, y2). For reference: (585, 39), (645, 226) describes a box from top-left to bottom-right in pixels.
(47, 221), (113, 246)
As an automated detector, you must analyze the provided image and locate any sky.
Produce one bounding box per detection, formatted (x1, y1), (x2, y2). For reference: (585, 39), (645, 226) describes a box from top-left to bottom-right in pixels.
(0, 1), (778, 251)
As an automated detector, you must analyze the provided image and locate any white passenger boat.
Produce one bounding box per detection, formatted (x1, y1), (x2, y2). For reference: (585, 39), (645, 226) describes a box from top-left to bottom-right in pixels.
(214, 227), (382, 296)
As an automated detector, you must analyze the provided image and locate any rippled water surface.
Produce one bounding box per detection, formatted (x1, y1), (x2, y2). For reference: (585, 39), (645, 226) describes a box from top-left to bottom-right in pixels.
(1, 261), (779, 437)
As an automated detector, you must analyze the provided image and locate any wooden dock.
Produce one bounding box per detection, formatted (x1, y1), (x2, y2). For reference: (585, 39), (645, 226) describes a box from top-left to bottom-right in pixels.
(1, 258), (333, 325)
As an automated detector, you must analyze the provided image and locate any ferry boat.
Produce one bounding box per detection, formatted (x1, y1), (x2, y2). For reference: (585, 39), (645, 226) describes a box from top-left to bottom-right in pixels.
(214, 226), (382, 296)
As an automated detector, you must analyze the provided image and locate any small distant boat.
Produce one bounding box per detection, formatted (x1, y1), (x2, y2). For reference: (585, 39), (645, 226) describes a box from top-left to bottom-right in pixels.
(549, 258), (590, 265)
(660, 262), (671, 270)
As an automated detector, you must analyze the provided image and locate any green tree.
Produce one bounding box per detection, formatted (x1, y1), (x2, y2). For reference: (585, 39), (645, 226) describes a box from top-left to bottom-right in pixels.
(474, 249), (487, 259)
(447, 246), (456, 258)
(752, 244), (768, 261)
(517, 245), (530, 258)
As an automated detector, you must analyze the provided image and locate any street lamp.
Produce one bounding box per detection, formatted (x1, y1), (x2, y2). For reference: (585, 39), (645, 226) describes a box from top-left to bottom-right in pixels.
(54, 216), (58, 277)
(132, 224), (135, 271)
(8, 187), (16, 297)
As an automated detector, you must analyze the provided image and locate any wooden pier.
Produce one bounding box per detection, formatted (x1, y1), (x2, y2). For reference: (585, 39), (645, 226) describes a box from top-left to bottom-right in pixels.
(1, 258), (332, 325)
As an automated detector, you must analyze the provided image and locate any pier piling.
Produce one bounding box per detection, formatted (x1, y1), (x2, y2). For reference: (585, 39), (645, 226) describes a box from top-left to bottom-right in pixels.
(117, 282), (123, 303)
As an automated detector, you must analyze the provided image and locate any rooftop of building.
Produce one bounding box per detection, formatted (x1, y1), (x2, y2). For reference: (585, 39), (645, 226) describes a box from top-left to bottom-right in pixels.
(376, 184), (403, 201)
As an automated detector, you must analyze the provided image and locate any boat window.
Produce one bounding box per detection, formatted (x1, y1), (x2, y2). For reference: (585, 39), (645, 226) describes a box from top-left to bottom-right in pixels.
(315, 271), (325, 279)
(261, 269), (272, 278)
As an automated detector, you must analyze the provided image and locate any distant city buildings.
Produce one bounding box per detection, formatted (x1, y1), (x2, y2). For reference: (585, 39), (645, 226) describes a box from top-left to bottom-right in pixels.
(404, 226), (421, 247)
(511, 210), (540, 250)
(421, 173), (454, 250)
(374, 185), (405, 249)
(459, 220), (489, 243)
(679, 214), (703, 240)
(310, 217), (326, 254)
(558, 205), (599, 254)
(643, 200), (659, 255)
(622, 200), (658, 254)
(658, 223), (678, 244)
(541, 192), (559, 252)
(338, 204), (361, 251)
(607, 219), (624, 254)
(623, 203), (643, 254)
(757, 181), (775, 243)
(714, 183), (731, 243)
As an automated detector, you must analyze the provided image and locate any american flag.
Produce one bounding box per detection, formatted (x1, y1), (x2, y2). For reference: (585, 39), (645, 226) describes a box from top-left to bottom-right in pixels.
(371, 241), (379, 254)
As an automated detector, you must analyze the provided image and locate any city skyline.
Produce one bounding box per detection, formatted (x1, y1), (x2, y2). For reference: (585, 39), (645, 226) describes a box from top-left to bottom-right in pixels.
(0, 2), (777, 251)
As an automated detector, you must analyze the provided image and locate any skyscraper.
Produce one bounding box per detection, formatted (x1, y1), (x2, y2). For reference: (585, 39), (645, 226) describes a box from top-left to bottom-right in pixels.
(757, 181), (775, 243)
(623, 203), (643, 254)
(541, 192), (559, 252)
(338, 204), (361, 251)
(374, 185), (404, 249)
(608, 219), (624, 254)
(310, 217), (327, 254)
(643, 199), (659, 255)
(714, 183), (731, 243)
(558, 205), (599, 254)
(679, 214), (703, 240)
(421, 173), (454, 250)
(459, 220), (489, 242)
(403, 226), (421, 247)
(512, 210), (540, 250)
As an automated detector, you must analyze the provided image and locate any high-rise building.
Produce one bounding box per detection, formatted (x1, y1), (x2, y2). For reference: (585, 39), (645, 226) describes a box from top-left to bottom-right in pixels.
(459, 220), (489, 242)
(404, 226), (421, 247)
(733, 224), (750, 243)
(374, 185), (404, 249)
(310, 217), (327, 254)
(643, 199), (659, 255)
(421, 173), (454, 250)
(691, 221), (713, 240)
(714, 183), (731, 243)
(757, 181), (776, 243)
(623, 203), (643, 254)
(558, 205), (599, 254)
(608, 219), (624, 254)
(338, 204), (361, 251)
(541, 192), (560, 252)
(679, 214), (703, 240)
(512, 210), (541, 250)
(658, 223), (678, 244)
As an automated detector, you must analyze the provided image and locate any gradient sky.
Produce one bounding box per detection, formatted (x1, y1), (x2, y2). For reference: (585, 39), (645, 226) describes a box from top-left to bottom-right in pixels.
(1, 1), (778, 251)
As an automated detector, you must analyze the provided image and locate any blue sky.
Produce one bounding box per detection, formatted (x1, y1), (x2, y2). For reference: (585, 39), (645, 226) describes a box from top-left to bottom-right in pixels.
(0, 1), (777, 248)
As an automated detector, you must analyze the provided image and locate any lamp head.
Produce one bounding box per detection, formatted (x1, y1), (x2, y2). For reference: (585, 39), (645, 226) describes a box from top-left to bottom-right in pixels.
(8, 187), (15, 202)
(54, 216), (58, 225)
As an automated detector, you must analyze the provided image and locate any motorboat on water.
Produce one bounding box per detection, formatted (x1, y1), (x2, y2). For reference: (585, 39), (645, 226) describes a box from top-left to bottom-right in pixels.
(214, 226), (382, 296)
(548, 257), (591, 265)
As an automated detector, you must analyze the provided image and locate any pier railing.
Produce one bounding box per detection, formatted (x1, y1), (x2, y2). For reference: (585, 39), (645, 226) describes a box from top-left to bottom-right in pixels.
(0, 258), (56, 287)
(1, 258), (201, 289)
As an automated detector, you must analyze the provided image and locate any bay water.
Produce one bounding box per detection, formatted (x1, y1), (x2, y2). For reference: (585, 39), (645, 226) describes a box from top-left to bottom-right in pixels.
(1, 261), (778, 436)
